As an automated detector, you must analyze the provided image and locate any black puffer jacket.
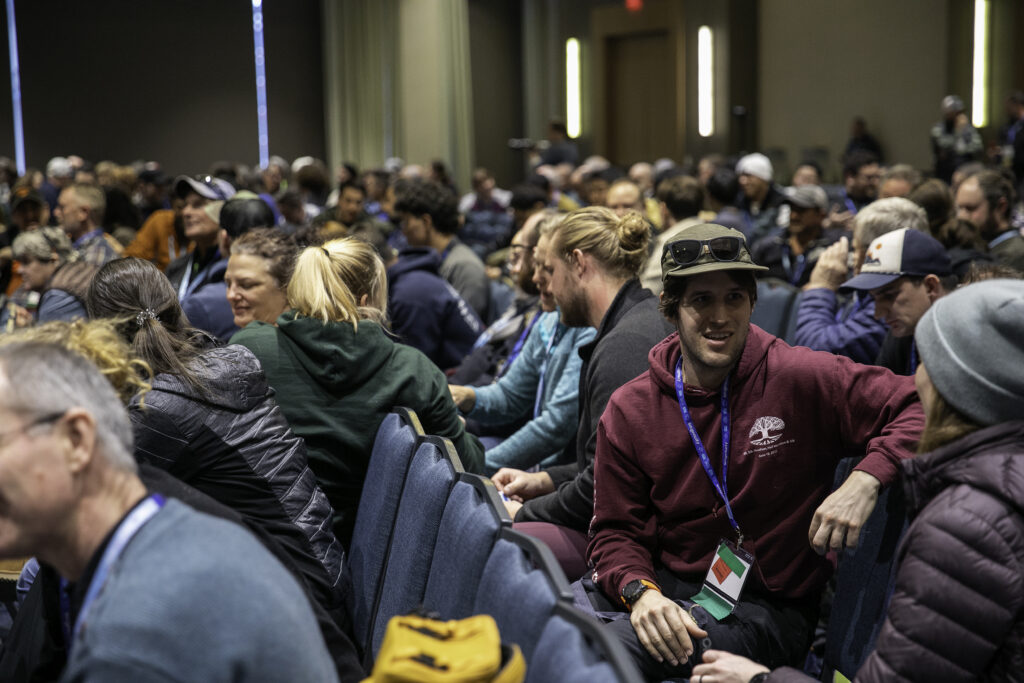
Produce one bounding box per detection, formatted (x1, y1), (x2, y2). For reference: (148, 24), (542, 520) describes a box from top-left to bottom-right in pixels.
(130, 344), (344, 611)
(857, 420), (1024, 682)
(771, 421), (1024, 683)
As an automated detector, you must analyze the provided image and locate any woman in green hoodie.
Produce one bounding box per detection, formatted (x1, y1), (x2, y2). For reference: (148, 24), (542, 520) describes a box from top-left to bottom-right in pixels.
(232, 237), (485, 547)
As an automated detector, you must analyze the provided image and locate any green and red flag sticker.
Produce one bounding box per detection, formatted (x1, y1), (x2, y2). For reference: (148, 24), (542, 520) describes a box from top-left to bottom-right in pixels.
(690, 540), (754, 621)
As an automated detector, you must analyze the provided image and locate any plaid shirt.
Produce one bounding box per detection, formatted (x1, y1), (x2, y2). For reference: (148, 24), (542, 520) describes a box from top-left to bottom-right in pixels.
(73, 229), (124, 266)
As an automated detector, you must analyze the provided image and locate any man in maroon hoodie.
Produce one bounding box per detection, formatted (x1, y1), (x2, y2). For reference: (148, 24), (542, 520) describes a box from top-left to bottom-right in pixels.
(587, 223), (923, 680)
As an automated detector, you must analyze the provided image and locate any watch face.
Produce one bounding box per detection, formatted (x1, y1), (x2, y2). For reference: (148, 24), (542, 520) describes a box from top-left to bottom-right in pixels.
(623, 580), (647, 604)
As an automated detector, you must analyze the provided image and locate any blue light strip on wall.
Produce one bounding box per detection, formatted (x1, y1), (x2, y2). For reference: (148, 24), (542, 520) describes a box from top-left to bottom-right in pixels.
(6, 0), (25, 175)
(252, 0), (269, 168)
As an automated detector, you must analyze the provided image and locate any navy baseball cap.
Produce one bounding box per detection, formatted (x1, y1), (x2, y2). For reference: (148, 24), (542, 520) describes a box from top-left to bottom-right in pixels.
(841, 228), (952, 291)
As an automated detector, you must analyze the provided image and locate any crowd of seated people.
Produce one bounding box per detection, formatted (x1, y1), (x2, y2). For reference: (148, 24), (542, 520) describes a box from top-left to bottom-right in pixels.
(0, 98), (1023, 682)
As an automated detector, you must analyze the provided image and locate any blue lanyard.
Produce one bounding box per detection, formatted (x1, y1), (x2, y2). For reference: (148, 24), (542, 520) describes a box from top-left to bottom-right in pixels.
(533, 322), (566, 418)
(908, 340), (918, 375)
(473, 314), (515, 350)
(177, 255), (194, 300)
(177, 251), (218, 300)
(496, 313), (540, 380)
(780, 245), (806, 286)
(61, 495), (165, 650)
(674, 359), (741, 542)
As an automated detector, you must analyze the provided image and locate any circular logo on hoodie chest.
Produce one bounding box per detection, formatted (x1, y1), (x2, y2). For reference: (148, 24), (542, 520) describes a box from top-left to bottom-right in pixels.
(749, 416), (785, 445)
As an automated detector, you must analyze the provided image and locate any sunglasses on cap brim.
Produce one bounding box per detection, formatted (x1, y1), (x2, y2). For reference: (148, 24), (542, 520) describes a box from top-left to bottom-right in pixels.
(665, 236), (744, 267)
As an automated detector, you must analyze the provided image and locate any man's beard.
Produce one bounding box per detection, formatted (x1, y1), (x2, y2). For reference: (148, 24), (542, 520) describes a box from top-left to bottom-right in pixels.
(559, 285), (590, 328)
(980, 214), (1003, 241)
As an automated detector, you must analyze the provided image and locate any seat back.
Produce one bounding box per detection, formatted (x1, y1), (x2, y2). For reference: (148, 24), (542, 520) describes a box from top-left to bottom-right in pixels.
(487, 279), (515, 325)
(347, 408), (423, 650)
(528, 602), (644, 683)
(751, 277), (802, 344)
(369, 436), (463, 658)
(823, 480), (908, 681)
(472, 528), (572, 661)
(422, 474), (510, 619)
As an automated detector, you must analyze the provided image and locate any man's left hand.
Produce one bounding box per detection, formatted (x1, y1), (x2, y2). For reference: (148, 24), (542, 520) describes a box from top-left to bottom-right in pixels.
(809, 470), (881, 554)
(503, 498), (522, 518)
(691, 650), (769, 683)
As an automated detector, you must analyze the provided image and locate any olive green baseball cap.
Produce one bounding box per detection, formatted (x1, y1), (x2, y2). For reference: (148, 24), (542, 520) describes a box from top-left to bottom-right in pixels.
(661, 223), (768, 281)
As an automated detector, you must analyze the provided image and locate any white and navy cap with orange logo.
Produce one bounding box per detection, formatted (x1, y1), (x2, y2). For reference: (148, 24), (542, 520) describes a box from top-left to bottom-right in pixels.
(840, 228), (952, 291)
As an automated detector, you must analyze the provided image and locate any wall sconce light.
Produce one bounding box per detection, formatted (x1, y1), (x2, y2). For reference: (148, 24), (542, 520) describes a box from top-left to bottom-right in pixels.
(566, 38), (581, 139)
(698, 26), (714, 137)
(971, 0), (989, 128)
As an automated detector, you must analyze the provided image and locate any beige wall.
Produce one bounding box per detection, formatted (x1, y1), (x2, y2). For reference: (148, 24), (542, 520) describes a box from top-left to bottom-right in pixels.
(758, 0), (949, 181)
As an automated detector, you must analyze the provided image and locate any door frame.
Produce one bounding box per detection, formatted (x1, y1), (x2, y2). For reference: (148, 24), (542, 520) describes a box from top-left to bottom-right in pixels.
(591, 0), (687, 164)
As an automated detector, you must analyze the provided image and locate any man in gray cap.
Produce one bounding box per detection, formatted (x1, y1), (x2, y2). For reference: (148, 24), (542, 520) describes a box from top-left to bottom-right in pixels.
(750, 184), (843, 287)
(586, 224), (924, 680)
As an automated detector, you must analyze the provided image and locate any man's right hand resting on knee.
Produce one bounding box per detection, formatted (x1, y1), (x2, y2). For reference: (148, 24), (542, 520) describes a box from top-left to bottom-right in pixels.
(630, 590), (707, 668)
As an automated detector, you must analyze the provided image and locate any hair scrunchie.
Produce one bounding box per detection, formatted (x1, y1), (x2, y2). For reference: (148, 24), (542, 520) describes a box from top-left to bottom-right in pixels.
(136, 308), (158, 327)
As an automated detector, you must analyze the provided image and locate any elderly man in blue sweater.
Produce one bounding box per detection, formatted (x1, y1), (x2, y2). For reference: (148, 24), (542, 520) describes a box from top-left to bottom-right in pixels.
(0, 341), (340, 682)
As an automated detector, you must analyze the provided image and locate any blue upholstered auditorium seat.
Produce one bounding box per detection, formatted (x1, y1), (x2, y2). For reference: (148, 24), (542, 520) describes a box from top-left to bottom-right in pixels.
(487, 279), (516, 324)
(751, 277), (803, 345)
(422, 474), (511, 619)
(370, 436), (463, 657)
(472, 528), (573, 661)
(347, 408), (423, 652)
(529, 603), (644, 683)
(823, 480), (908, 681)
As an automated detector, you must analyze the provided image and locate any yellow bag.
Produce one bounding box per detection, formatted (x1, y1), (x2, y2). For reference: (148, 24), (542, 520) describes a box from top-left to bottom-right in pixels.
(364, 614), (525, 683)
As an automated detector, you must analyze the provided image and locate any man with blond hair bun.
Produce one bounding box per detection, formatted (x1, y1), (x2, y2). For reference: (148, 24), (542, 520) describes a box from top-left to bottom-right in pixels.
(492, 206), (673, 578)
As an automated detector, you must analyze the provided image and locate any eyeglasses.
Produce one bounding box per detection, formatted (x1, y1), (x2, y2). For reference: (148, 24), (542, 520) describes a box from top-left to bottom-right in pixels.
(507, 244), (531, 266)
(665, 237), (744, 267)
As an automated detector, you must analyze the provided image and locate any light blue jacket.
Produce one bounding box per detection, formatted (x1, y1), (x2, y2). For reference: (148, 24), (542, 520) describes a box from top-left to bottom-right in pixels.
(469, 310), (596, 474)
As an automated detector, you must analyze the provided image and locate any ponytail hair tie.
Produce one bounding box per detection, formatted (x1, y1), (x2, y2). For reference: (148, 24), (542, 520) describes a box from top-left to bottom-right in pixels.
(320, 247), (330, 257)
(136, 308), (158, 327)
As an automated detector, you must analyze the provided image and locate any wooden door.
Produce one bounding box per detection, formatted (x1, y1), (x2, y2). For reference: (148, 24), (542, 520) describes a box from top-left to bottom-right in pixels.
(606, 30), (674, 166)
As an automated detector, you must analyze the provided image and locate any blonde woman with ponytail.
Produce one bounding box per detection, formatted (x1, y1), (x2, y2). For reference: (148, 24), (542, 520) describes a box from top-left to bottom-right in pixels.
(85, 258), (345, 618)
(232, 237), (485, 547)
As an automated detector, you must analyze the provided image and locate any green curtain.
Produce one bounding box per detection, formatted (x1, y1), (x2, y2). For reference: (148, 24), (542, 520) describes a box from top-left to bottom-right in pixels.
(321, 0), (474, 190)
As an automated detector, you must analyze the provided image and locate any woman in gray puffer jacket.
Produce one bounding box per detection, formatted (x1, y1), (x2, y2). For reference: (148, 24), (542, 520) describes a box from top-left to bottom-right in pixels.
(693, 279), (1024, 683)
(86, 258), (344, 618)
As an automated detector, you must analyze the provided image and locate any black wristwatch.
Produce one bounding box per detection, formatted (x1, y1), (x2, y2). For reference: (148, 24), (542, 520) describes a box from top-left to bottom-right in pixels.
(620, 579), (659, 608)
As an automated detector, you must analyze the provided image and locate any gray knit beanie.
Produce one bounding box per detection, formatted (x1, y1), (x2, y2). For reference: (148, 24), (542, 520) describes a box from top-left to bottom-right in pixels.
(914, 279), (1024, 426)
